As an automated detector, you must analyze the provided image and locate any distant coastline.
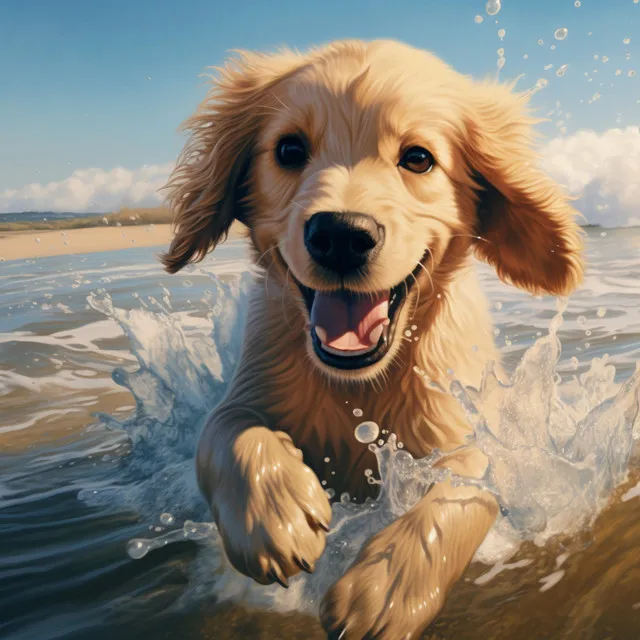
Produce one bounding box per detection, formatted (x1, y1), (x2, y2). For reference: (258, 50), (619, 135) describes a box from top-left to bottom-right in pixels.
(0, 206), (248, 262)
(0, 206), (174, 232)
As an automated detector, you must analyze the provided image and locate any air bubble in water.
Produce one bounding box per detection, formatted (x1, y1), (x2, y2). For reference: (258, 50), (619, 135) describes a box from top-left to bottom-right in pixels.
(497, 57), (506, 70)
(536, 78), (549, 89)
(498, 28), (506, 39)
(570, 356), (579, 370)
(577, 315), (587, 326)
(556, 64), (569, 77)
(353, 408), (363, 418)
(615, 69), (623, 76)
(629, 70), (637, 77)
(574, 0), (581, 6)
(537, 39), (544, 46)
(475, 15), (484, 23)
(160, 513), (174, 526)
(623, 37), (631, 44)
(596, 307), (607, 318)
(602, 56), (609, 63)
(554, 28), (568, 41)
(354, 421), (380, 444)
(497, 47), (505, 56)
(486, 0), (501, 16)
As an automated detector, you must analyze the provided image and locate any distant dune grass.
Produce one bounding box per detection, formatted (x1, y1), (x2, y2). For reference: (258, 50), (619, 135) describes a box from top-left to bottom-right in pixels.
(0, 206), (174, 232)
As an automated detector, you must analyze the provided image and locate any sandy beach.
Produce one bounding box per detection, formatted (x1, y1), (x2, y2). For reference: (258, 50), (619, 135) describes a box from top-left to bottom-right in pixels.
(0, 221), (248, 262)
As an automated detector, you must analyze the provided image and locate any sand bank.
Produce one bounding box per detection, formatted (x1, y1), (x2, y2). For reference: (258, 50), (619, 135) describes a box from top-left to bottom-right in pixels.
(0, 222), (248, 262)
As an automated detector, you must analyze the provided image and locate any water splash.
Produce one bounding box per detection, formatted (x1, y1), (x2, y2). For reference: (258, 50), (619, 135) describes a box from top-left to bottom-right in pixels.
(82, 276), (640, 616)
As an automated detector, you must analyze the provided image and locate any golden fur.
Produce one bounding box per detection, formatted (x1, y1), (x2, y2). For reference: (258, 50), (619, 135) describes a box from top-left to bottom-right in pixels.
(161, 40), (584, 639)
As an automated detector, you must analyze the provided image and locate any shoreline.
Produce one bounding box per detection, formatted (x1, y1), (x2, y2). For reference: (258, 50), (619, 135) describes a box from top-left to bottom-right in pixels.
(0, 221), (248, 262)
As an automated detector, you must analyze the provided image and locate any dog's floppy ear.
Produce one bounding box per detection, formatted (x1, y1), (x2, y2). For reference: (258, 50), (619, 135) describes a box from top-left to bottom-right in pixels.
(161, 50), (306, 274)
(463, 81), (584, 296)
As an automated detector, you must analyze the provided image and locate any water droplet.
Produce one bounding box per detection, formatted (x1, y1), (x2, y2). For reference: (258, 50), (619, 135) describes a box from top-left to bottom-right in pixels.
(554, 28), (568, 41)
(556, 64), (569, 77)
(405, 329), (412, 337)
(494, 328), (501, 337)
(623, 37), (631, 44)
(495, 301), (503, 310)
(629, 70), (637, 77)
(411, 325), (417, 331)
(584, 342), (591, 349)
(602, 56), (609, 63)
(352, 408), (363, 418)
(523, 53), (529, 59)
(497, 47), (505, 56)
(354, 421), (380, 444)
(474, 15), (484, 23)
(127, 539), (149, 560)
(615, 69), (623, 76)
(596, 307), (607, 318)
(600, 231), (607, 237)
(486, 0), (501, 16)
(574, 0), (581, 6)
(537, 39), (544, 46)
(324, 456), (331, 463)
(159, 513), (174, 526)
(498, 28), (506, 40)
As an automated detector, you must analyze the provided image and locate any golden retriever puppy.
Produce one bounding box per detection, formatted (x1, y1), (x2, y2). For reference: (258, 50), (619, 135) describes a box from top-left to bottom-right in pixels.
(161, 39), (584, 639)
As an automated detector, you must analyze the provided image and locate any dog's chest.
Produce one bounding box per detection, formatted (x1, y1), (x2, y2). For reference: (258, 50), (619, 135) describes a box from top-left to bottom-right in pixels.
(277, 382), (469, 502)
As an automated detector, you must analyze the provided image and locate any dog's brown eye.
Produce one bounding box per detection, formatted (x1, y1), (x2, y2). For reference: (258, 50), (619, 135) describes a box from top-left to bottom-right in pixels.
(399, 146), (435, 174)
(275, 135), (308, 169)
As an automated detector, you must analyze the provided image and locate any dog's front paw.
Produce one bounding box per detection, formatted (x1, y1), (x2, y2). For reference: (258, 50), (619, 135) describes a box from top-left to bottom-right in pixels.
(320, 516), (445, 640)
(209, 428), (332, 587)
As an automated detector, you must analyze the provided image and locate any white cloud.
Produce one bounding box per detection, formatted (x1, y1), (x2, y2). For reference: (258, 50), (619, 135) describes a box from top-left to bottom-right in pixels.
(542, 126), (640, 227)
(1, 126), (639, 226)
(0, 163), (174, 214)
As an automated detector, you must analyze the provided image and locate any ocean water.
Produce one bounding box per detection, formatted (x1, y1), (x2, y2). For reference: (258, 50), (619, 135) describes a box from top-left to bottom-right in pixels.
(1, 227), (639, 639)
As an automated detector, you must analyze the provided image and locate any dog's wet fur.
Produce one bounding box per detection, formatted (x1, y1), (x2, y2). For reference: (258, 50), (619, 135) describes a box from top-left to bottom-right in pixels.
(161, 40), (584, 639)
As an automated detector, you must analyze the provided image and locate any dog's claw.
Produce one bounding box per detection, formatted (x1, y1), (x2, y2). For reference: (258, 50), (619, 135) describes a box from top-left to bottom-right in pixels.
(319, 521), (331, 533)
(267, 569), (289, 589)
(294, 556), (313, 574)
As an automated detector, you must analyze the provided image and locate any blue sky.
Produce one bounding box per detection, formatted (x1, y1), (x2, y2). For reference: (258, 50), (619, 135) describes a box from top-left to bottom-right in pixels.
(0, 0), (638, 218)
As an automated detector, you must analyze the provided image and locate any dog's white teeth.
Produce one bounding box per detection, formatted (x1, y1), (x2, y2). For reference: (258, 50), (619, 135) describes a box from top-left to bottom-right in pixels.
(368, 324), (385, 345)
(314, 326), (328, 344)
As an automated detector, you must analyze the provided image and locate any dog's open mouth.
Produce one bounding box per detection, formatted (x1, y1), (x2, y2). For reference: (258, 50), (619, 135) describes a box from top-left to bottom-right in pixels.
(295, 260), (426, 371)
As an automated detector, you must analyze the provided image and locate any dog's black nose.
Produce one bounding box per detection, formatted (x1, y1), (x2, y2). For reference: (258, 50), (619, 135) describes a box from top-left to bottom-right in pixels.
(304, 212), (384, 275)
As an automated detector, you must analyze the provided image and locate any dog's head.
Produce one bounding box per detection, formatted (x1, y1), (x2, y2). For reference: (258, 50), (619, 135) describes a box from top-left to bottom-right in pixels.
(162, 40), (584, 382)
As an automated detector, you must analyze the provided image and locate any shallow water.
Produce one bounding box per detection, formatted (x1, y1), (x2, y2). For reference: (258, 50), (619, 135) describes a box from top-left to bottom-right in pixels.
(1, 228), (640, 639)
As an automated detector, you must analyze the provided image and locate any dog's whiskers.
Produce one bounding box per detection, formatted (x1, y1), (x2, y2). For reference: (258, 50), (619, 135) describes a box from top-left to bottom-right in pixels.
(415, 258), (435, 299)
(281, 267), (295, 329)
(450, 233), (492, 245)
(270, 91), (291, 114)
(257, 246), (279, 299)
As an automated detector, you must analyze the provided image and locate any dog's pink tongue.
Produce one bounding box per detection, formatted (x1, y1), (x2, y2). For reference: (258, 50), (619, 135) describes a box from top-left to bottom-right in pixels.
(311, 291), (390, 351)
